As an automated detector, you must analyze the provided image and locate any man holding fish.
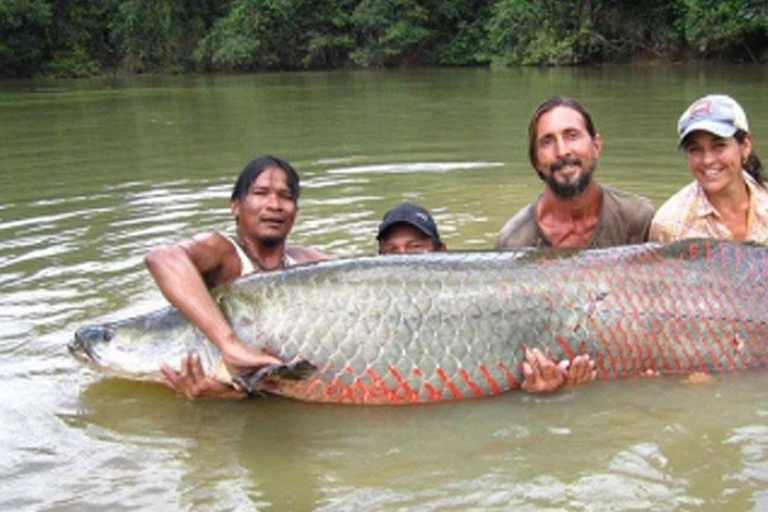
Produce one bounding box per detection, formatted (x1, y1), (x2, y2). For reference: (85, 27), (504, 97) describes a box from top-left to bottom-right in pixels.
(148, 158), (593, 399)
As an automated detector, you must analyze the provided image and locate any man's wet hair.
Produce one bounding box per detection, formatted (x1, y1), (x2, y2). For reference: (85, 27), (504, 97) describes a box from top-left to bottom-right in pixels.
(231, 155), (300, 203)
(528, 95), (597, 169)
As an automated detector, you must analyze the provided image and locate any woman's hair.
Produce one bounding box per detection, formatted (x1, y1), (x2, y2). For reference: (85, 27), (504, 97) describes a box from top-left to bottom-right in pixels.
(735, 130), (766, 187)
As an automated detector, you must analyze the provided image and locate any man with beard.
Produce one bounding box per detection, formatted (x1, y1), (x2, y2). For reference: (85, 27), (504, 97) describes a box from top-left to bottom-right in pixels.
(146, 155), (326, 399)
(497, 95), (654, 249)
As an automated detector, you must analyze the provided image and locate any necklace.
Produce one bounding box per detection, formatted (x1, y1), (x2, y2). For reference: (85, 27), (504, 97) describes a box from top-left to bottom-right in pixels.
(235, 236), (288, 272)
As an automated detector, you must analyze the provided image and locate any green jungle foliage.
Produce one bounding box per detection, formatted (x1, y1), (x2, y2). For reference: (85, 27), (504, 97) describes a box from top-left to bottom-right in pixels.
(1, 0), (766, 78)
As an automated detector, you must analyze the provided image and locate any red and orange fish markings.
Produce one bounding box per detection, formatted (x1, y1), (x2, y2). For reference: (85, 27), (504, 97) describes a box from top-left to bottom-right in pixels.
(578, 267), (618, 378)
(617, 273), (651, 374)
(436, 368), (464, 399)
(697, 287), (737, 372)
(593, 323), (617, 379)
(656, 273), (696, 375)
(579, 275), (611, 357)
(388, 365), (420, 402)
(702, 272), (755, 369)
(594, 350), (609, 379)
(616, 317), (637, 376)
(479, 364), (502, 394)
(354, 376), (369, 401)
(603, 324), (622, 378)
(294, 377), (325, 401)
(672, 322), (697, 375)
(714, 271), (764, 368)
(680, 307), (709, 372)
(635, 265), (675, 375)
(733, 259), (768, 367)
(642, 338), (659, 375)
(695, 270), (733, 371)
(323, 376), (347, 402)
(658, 266), (698, 374)
(604, 274), (633, 376)
(555, 334), (575, 361)
(366, 367), (395, 402)
(458, 368), (484, 397)
(647, 313), (673, 375)
(654, 316), (682, 373)
(496, 362), (520, 388)
(422, 382), (444, 402)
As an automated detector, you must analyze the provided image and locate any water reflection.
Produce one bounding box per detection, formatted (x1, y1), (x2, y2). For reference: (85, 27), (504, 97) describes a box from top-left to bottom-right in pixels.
(58, 373), (768, 510)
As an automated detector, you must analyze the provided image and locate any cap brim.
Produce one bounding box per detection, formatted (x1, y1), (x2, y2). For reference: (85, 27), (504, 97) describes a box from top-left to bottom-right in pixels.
(679, 120), (738, 146)
(377, 219), (436, 240)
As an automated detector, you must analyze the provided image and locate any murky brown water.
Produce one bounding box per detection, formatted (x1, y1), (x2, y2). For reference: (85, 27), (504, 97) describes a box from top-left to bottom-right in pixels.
(2, 65), (767, 510)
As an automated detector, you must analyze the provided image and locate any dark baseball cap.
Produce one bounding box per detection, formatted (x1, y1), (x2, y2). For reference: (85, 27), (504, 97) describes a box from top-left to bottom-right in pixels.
(377, 202), (440, 241)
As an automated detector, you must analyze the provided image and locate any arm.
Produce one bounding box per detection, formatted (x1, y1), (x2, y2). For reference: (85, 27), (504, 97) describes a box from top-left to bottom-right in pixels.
(145, 233), (281, 371)
(286, 245), (328, 264)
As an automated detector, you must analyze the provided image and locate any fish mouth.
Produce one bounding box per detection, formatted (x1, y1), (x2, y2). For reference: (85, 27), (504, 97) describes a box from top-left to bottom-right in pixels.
(68, 325), (114, 365)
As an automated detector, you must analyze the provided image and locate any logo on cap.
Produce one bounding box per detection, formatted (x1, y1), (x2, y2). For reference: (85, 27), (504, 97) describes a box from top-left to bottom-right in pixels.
(688, 99), (712, 120)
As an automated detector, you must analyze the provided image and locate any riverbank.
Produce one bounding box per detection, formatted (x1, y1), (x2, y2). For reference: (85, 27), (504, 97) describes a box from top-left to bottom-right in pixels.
(3, 0), (766, 79)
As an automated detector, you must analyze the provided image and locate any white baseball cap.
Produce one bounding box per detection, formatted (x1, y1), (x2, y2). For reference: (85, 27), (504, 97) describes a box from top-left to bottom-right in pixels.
(678, 94), (749, 146)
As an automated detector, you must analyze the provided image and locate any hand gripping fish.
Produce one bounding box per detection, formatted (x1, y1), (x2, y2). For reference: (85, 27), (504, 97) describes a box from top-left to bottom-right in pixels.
(69, 240), (768, 404)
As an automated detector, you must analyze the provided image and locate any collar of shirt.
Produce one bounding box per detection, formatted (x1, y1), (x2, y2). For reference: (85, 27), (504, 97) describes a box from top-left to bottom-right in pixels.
(692, 171), (768, 221)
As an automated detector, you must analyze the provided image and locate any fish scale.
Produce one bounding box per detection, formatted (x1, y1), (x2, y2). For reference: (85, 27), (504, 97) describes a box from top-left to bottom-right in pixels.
(69, 240), (768, 404)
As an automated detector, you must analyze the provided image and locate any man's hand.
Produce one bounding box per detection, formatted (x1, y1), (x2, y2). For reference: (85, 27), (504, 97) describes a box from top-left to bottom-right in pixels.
(564, 353), (595, 385)
(160, 353), (248, 400)
(520, 347), (596, 393)
(219, 336), (283, 374)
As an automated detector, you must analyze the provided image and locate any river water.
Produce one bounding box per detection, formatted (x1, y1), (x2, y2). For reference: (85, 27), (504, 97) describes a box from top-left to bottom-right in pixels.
(2, 65), (768, 510)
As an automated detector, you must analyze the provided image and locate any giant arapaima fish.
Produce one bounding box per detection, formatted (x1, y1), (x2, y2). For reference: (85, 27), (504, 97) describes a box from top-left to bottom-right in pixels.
(69, 240), (768, 404)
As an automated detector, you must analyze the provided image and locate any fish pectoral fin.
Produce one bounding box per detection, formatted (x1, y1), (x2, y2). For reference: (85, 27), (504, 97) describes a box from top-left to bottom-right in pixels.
(232, 358), (317, 394)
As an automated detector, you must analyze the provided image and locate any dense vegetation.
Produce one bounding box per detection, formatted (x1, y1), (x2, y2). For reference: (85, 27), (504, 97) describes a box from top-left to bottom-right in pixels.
(2, 0), (766, 78)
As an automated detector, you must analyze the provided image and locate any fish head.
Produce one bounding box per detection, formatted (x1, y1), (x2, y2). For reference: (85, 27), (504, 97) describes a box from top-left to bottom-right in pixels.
(68, 307), (211, 381)
(69, 324), (114, 366)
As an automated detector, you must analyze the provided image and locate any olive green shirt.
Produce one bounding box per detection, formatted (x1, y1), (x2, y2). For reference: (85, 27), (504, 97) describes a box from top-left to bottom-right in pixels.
(496, 186), (655, 249)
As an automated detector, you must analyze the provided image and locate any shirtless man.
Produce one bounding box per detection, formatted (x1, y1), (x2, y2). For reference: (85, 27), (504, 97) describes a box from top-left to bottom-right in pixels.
(497, 95), (654, 249)
(147, 155), (325, 399)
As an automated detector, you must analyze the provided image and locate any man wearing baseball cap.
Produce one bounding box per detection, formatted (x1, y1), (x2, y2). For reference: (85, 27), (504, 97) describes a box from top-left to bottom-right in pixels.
(650, 94), (768, 243)
(377, 202), (447, 254)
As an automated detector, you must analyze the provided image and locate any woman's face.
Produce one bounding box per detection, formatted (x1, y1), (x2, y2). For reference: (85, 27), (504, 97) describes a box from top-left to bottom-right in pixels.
(683, 131), (753, 196)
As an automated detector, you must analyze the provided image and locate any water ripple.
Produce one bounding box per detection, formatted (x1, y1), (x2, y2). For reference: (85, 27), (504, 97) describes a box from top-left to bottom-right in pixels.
(327, 161), (503, 175)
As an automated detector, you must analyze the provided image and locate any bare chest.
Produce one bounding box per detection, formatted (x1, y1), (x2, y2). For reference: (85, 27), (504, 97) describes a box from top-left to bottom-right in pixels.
(540, 215), (599, 248)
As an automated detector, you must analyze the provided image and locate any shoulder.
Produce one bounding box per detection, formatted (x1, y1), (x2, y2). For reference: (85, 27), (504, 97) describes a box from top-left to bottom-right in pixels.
(285, 245), (327, 265)
(497, 202), (539, 249)
(601, 186), (655, 226)
(181, 232), (243, 281)
(181, 232), (238, 260)
(648, 182), (700, 242)
(596, 187), (655, 244)
(147, 232), (236, 266)
(652, 182), (698, 223)
(602, 187), (655, 216)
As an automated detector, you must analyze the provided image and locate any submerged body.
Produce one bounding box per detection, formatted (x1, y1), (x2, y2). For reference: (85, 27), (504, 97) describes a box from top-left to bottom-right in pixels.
(70, 240), (768, 404)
